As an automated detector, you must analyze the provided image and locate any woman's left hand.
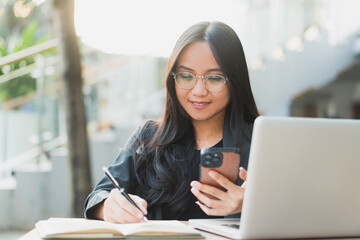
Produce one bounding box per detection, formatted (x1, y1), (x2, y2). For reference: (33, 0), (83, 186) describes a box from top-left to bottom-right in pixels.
(190, 167), (247, 216)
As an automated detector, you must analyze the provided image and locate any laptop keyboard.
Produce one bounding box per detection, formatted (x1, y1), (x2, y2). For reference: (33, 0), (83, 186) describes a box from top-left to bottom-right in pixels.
(221, 223), (240, 229)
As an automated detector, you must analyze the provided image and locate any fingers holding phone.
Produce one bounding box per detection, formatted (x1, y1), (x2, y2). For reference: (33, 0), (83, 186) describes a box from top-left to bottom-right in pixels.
(191, 169), (246, 216)
(239, 167), (247, 188)
(191, 147), (246, 216)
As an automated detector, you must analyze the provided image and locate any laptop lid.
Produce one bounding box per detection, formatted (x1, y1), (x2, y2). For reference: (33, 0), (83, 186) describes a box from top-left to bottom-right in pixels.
(240, 116), (360, 239)
(190, 116), (360, 239)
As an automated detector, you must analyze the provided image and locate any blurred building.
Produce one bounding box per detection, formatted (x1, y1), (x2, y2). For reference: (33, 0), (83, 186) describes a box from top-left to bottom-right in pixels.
(290, 55), (360, 119)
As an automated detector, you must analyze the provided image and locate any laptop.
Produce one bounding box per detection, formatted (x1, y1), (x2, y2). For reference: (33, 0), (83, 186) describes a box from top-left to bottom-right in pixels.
(189, 116), (360, 239)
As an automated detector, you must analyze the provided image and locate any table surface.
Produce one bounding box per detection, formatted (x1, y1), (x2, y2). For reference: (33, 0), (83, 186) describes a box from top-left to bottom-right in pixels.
(18, 222), (360, 240)
(19, 227), (230, 240)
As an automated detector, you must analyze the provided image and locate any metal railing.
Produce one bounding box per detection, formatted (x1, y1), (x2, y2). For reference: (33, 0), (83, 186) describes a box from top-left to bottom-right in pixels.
(0, 39), (63, 178)
(0, 38), (168, 179)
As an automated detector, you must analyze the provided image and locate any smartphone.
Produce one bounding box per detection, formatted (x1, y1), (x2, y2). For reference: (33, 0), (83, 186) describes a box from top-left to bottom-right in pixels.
(199, 147), (240, 192)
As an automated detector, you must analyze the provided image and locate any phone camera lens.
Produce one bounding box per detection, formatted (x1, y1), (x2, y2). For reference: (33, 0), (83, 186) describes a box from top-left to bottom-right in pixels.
(202, 152), (223, 167)
(212, 157), (220, 163)
(204, 160), (212, 166)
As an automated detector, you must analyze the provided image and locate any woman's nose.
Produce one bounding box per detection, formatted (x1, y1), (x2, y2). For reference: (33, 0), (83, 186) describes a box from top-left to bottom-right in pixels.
(191, 77), (208, 96)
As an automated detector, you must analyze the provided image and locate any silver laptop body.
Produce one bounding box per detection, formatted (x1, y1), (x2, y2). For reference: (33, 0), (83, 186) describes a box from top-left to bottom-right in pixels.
(189, 116), (360, 239)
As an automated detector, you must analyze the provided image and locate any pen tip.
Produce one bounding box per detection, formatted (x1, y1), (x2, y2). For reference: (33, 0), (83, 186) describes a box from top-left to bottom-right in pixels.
(102, 166), (108, 171)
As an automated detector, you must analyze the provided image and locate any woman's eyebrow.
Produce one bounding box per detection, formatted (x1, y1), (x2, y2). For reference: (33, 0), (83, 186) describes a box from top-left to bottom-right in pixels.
(206, 68), (222, 73)
(176, 65), (193, 71)
(176, 65), (223, 73)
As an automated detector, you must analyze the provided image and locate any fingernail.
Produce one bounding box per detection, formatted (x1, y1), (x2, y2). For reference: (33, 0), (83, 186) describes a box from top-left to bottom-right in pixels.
(137, 213), (143, 219)
(209, 171), (215, 177)
(191, 181), (199, 187)
(191, 187), (198, 194)
(142, 216), (149, 223)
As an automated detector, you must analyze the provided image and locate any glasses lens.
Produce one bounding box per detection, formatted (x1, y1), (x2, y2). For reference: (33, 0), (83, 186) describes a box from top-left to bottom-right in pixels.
(205, 74), (225, 92)
(175, 72), (195, 89)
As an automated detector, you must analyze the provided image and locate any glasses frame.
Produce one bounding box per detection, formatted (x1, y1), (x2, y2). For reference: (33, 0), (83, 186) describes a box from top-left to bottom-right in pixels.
(171, 71), (228, 93)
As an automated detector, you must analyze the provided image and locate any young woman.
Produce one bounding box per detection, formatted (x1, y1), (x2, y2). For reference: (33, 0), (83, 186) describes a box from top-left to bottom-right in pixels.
(84, 21), (259, 223)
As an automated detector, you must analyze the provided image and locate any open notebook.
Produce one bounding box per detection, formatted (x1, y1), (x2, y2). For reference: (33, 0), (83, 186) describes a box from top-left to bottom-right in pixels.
(190, 116), (360, 239)
(35, 218), (204, 239)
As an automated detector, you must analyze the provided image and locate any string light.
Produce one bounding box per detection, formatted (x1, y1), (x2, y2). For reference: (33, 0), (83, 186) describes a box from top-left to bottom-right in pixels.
(304, 25), (321, 41)
(272, 46), (285, 61)
(286, 36), (304, 52)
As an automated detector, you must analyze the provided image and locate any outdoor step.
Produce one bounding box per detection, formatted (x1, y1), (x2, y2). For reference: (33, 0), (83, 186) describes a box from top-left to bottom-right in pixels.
(0, 176), (16, 230)
(11, 160), (52, 230)
(47, 147), (71, 218)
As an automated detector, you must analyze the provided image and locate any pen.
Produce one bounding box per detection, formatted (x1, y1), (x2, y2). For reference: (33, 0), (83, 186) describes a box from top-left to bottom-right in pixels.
(102, 166), (149, 222)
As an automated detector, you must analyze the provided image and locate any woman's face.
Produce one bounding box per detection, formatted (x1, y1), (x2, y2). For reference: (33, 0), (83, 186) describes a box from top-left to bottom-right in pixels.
(174, 41), (230, 124)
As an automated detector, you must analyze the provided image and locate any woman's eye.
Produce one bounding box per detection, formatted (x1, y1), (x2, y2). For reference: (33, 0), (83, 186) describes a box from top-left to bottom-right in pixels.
(180, 74), (193, 81)
(207, 76), (223, 82)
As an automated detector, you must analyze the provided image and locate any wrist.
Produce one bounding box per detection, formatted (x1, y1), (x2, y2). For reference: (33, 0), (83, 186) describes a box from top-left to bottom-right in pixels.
(94, 201), (105, 220)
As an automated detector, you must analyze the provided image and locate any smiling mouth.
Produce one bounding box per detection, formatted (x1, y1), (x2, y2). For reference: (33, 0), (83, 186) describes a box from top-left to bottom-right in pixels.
(191, 101), (210, 106)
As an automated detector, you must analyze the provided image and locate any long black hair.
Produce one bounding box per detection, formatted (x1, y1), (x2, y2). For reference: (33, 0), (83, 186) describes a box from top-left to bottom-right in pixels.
(131, 21), (259, 219)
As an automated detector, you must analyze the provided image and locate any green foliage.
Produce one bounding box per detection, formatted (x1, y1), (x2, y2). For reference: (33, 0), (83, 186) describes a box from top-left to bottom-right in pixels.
(0, 38), (6, 58)
(0, 21), (50, 102)
(0, 74), (36, 101)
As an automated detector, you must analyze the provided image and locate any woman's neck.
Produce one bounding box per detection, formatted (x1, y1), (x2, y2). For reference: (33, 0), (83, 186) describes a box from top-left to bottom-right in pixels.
(192, 114), (225, 150)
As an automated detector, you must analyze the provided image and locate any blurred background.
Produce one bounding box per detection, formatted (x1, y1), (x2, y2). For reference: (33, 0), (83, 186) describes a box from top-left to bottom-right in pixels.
(0, 0), (360, 238)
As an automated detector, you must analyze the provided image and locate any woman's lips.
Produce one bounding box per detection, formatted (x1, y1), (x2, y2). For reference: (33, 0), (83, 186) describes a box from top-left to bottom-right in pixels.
(190, 101), (210, 109)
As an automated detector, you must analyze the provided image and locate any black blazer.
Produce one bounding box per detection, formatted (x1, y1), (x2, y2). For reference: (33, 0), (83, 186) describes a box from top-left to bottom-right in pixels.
(84, 117), (253, 220)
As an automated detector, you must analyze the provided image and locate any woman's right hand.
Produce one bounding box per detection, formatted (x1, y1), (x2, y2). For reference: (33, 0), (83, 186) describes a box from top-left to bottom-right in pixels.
(96, 189), (148, 223)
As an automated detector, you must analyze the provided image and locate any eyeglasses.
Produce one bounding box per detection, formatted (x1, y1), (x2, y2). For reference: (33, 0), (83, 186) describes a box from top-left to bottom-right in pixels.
(171, 71), (228, 93)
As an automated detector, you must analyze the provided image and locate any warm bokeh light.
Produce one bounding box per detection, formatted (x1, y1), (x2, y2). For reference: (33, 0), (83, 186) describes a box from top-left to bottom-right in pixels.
(272, 46), (285, 61)
(250, 56), (265, 71)
(13, 0), (34, 18)
(286, 36), (304, 52)
(304, 25), (321, 41)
